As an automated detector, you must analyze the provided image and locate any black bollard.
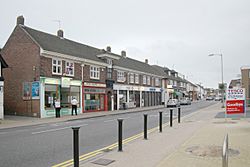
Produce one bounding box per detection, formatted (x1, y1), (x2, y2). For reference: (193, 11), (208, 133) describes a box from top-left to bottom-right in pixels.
(178, 107), (181, 123)
(118, 119), (123, 151)
(159, 111), (162, 132)
(144, 114), (148, 139)
(72, 127), (80, 167)
(170, 109), (173, 127)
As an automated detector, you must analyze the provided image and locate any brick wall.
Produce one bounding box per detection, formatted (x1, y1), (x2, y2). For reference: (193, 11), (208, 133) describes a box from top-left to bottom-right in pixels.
(1, 26), (41, 117)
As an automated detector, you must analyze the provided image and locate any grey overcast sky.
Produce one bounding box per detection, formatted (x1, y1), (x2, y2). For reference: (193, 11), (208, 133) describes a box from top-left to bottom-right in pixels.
(1, 0), (250, 88)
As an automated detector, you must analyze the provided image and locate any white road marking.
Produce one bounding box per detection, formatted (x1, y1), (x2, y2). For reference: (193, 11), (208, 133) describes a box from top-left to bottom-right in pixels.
(104, 119), (116, 123)
(32, 124), (88, 135)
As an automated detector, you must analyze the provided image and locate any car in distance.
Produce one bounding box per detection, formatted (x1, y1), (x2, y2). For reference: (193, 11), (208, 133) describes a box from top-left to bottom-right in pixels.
(206, 96), (214, 101)
(167, 99), (180, 107)
(215, 96), (222, 101)
(180, 98), (191, 105)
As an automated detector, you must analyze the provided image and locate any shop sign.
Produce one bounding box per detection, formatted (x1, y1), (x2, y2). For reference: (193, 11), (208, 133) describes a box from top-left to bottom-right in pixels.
(226, 88), (246, 114)
(44, 78), (60, 85)
(61, 77), (71, 88)
(31, 81), (40, 99)
(84, 82), (106, 88)
(84, 88), (106, 94)
(70, 80), (81, 86)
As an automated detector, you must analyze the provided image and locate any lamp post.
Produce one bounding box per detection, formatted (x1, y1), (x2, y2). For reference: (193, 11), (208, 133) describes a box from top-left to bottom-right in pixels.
(208, 53), (225, 108)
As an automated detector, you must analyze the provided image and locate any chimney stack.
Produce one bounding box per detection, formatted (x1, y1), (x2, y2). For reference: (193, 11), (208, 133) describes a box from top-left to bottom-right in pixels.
(16, 15), (24, 25)
(121, 51), (126, 57)
(106, 46), (111, 52)
(57, 29), (64, 38)
(145, 59), (148, 64)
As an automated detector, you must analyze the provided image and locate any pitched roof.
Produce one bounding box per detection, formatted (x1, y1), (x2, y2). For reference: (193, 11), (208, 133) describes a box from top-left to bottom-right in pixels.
(114, 57), (162, 76)
(20, 25), (106, 63)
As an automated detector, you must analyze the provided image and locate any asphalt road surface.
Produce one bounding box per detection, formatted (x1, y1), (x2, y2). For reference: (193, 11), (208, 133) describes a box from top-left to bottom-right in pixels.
(0, 100), (217, 167)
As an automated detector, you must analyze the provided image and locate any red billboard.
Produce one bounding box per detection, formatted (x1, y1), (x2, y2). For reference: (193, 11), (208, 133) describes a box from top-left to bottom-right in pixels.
(226, 100), (245, 114)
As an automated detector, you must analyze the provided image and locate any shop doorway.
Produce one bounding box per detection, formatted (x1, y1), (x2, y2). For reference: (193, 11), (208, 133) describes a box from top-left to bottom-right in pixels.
(107, 91), (112, 111)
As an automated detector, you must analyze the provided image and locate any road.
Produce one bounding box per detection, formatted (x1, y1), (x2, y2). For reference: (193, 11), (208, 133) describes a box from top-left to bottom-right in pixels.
(0, 100), (217, 167)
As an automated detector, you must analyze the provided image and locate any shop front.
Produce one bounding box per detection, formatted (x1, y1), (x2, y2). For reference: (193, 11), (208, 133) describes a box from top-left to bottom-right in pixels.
(40, 77), (82, 118)
(82, 82), (107, 112)
(142, 87), (162, 107)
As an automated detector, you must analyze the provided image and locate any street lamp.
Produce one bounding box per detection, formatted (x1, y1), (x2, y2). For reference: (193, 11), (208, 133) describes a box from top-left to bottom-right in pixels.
(208, 53), (225, 108)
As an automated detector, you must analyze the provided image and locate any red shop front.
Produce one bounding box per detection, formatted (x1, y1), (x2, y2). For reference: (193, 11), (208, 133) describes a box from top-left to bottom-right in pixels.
(82, 82), (107, 112)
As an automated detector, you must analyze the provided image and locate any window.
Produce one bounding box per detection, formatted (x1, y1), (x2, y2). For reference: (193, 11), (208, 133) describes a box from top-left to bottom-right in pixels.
(169, 80), (173, 85)
(90, 66), (100, 79)
(52, 59), (62, 75)
(107, 68), (112, 79)
(174, 81), (177, 86)
(155, 78), (160, 86)
(117, 71), (125, 82)
(147, 76), (150, 85)
(168, 71), (171, 76)
(65, 61), (74, 76)
(135, 74), (139, 84)
(143, 75), (147, 84)
(130, 73), (134, 83)
(107, 59), (112, 65)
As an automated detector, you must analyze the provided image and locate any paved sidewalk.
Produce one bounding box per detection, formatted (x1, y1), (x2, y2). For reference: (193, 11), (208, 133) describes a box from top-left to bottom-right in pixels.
(0, 105), (164, 129)
(77, 103), (250, 167)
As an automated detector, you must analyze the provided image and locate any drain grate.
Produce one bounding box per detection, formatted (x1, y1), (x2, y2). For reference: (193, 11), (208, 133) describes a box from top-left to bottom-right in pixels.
(92, 158), (115, 166)
(186, 145), (240, 157)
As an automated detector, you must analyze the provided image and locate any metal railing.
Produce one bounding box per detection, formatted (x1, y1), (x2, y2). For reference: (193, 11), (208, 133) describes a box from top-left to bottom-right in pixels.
(222, 134), (228, 167)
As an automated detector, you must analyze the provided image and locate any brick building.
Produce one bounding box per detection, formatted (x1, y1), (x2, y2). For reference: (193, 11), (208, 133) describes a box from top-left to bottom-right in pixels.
(1, 16), (166, 118)
(241, 66), (250, 106)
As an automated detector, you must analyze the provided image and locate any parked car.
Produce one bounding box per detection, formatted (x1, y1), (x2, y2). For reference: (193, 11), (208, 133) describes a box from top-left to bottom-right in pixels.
(206, 96), (214, 101)
(215, 96), (222, 101)
(180, 98), (191, 105)
(167, 99), (180, 107)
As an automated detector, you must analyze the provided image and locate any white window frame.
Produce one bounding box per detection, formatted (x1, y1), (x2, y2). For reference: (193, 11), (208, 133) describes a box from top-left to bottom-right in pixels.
(130, 73), (134, 83)
(135, 74), (139, 84)
(147, 76), (150, 85)
(155, 78), (160, 86)
(90, 66), (100, 79)
(52, 58), (62, 75)
(169, 80), (173, 85)
(65, 61), (74, 76)
(117, 71), (125, 82)
(143, 75), (147, 85)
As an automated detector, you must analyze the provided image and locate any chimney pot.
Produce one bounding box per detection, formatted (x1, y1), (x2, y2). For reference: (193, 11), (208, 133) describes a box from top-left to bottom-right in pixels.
(106, 46), (111, 52)
(145, 59), (148, 64)
(17, 15), (24, 25)
(57, 29), (64, 38)
(121, 51), (126, 57)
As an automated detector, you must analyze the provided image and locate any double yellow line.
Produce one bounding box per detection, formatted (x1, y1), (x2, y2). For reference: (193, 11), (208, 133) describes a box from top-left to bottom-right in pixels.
(52, 122), (168, 167)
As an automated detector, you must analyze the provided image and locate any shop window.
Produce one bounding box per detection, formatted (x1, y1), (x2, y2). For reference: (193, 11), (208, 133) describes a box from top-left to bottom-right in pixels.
(135, 74), (139, 84)
(61, 86), (80, 108)
(143, 75), (147, 85)
(65, 61), (74, 76)
(84, 94), (104, 111)
(44, 85), (58, 109)
(52, 59), (62, 75)
(90, 66), (100, 79)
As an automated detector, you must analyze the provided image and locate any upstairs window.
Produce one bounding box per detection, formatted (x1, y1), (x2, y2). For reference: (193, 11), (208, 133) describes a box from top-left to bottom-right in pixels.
(90, 66), (100, 79)
(107, 68), (112, 79)
(135, 74), (139, 84)
(155, 78), (160, 86)
(147, 76), (150, 85)
(65, 61), (74, 76)
(117, 71), (125, 82)
(143, 75), (147, 84)
(52, 59), (62, 75)
(130, 73), (134, 83)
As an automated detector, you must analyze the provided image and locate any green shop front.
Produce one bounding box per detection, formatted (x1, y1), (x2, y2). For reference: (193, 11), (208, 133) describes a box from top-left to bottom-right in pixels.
(40, 77), (82, 118)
